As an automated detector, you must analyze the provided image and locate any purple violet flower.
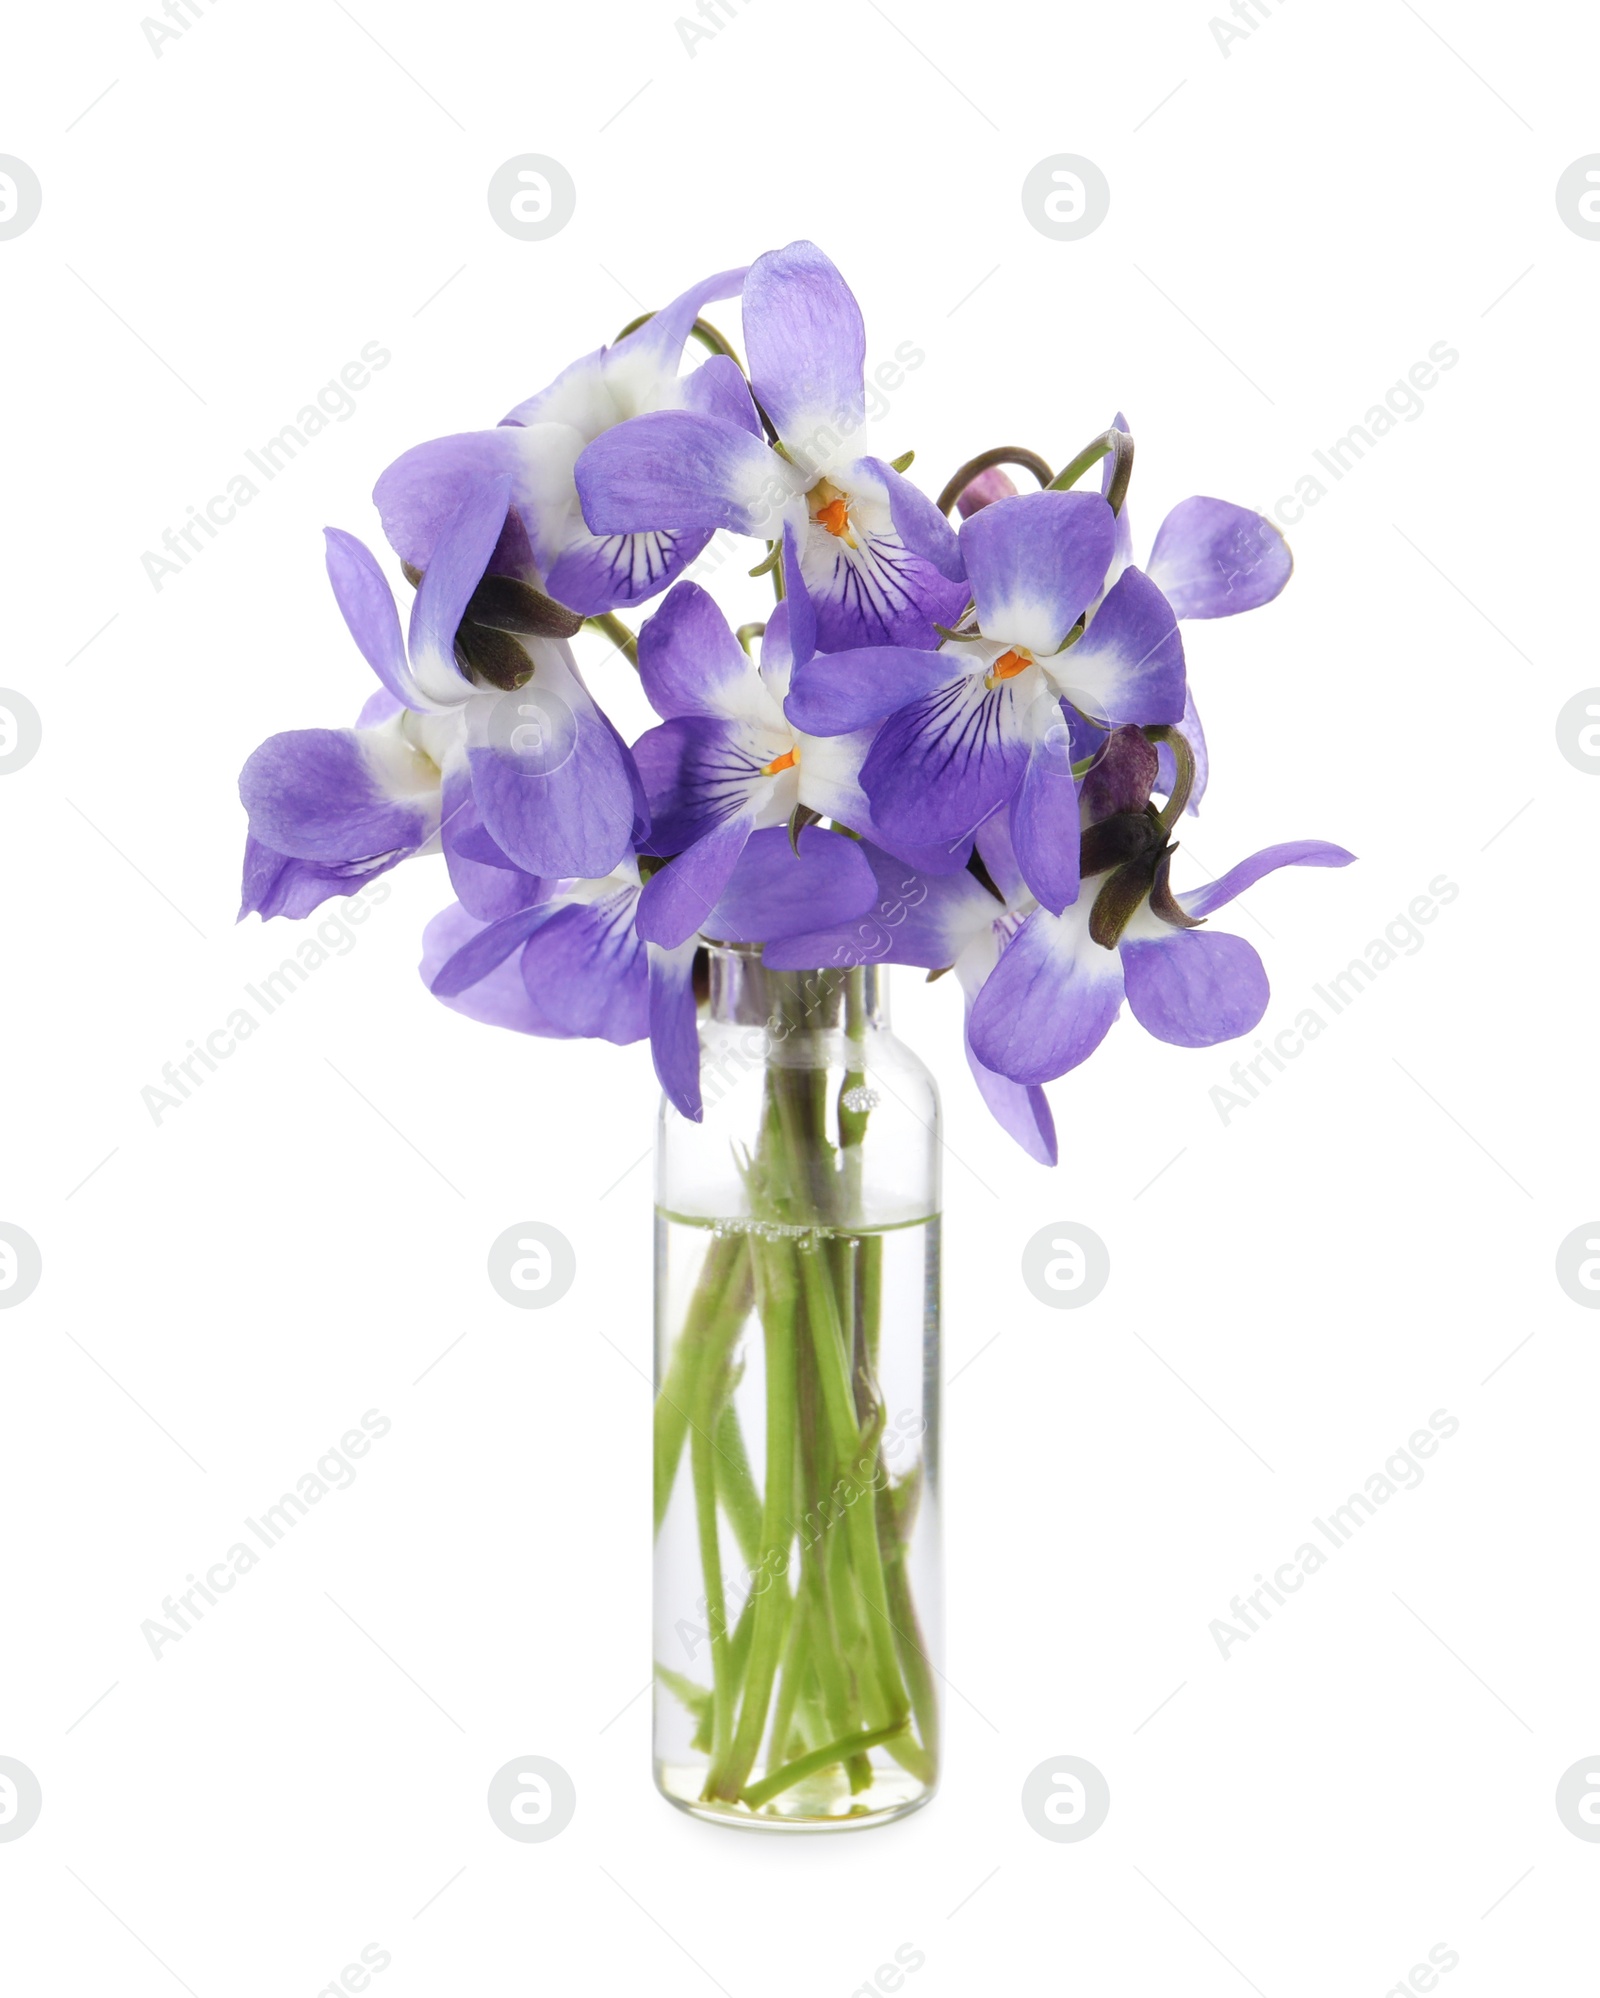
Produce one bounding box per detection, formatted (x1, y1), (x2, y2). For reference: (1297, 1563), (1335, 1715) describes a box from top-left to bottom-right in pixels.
(371, 267), (753, 615)
(244, 475), (646, 902)
(574, 241), (967, 653)
(785, 487), (1186, 917)
(956, 417), (1290, 816)
(235, 246), (1348, 1172)
(422, 826), (880, 1119)
(1091, 413), (1290, 812)
(966, 728), (1353, 1085)
(766, 815), (1059, 1165)
(629, 585), (883, 948)
(629, 583), (969, 951)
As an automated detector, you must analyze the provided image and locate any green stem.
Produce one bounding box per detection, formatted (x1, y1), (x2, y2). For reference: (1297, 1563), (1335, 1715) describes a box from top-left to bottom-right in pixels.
(934, 446), (1054, 517)
(801, 1538), (857, 1735)
(794, 1675), (829, 1758)
(839, 965), (869, 1217)
(654, 1233), (751, 1534)
(770, 1062), (835, 1221)
(656, 1661), (714, 1754)
(1049, 425), (1133, 512)
(1048, 430), (1114, 492)
(877, 1485), (940, 1781)
(1147, 722), (1197, 831)
(686, 315), (742, 367)
(798, 1243), (859, 1447)
(666, 968), (938, 1814)
(705, 1238), (799, 1798)
(794, 1312), (865, 1752)
(766, 1587), (810, 1768)
(741, 1721), (911, 1810)
(613, 312), (744, 373)
(691, 1392), (734, 1772)
(834, 1235), (871, 1426)
(726, 1577), (758, 1690)
(775, 1034), (912, 1754)
(860, 1232), (883, 1383)
(796, 1239), (905, 1731)
(712, 1401), (763, 1569)
(583, 610), (639, 670)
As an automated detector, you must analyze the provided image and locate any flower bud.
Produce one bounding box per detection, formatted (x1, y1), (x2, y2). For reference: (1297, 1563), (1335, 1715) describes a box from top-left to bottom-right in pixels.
(955, 467), (1019, 517)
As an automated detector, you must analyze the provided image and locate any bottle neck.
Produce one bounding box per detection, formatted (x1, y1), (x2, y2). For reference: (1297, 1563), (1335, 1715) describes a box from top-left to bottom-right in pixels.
(704, 946), (889, 1035)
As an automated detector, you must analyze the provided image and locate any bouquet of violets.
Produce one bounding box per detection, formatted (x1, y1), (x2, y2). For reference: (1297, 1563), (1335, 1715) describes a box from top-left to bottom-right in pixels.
(239, 240), (1351, 1829)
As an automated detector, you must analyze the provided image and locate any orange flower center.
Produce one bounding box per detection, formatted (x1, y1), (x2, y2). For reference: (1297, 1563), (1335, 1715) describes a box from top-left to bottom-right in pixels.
(808, 478), (857, 546)
(983, 646), (1036, 690)
(763, 746), (799, 776)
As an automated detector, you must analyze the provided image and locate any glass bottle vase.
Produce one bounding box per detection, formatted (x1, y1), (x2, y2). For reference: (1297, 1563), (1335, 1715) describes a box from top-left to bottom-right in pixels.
(653, 947), (941, 1830)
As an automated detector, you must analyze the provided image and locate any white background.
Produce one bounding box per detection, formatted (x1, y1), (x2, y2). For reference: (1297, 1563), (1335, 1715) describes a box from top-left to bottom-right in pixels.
(2, 1), (1596, 1992)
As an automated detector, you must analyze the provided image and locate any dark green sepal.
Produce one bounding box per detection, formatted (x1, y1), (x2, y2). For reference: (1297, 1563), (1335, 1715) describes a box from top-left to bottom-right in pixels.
(466, 574), (585, 639)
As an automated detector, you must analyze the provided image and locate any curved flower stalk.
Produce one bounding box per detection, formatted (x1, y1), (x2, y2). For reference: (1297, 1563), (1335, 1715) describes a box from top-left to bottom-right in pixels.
(761, 732), (1352, 1156)
(373, 267), (753, 615)
(1098, 415), (1290, 810)
(422, 826), (879, 1120)
(1004, 409), (1293, 624)
(786, 487), (1186, 915)
(575, 241), (967, 653)
(230, 239), (1358, 1831)
(959, 419), (1289, 816)
(235, 235), (1350, 1175)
